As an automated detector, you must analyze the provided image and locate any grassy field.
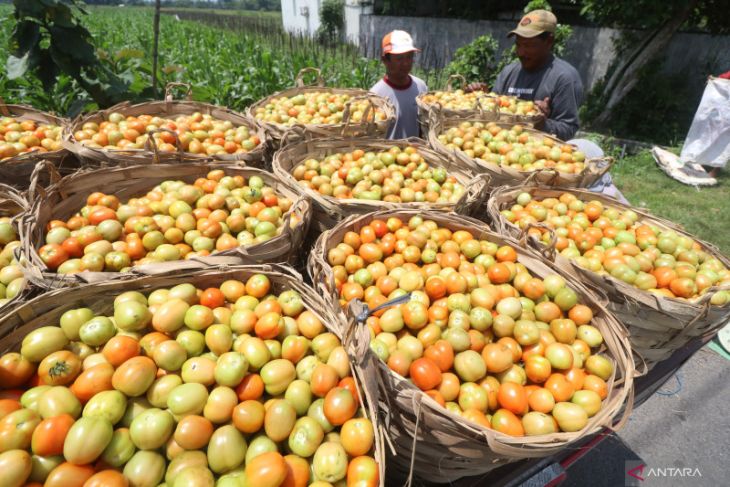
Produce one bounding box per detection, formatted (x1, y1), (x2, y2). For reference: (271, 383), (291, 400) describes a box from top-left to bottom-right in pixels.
(160, 7), (282, 20)
(612, 150), (730, 254)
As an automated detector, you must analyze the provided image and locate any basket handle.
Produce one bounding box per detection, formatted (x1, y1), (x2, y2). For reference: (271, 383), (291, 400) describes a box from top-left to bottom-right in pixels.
(427, 102), (444, 134)
(341, 95), (377, 137)
(280, 125), (309, 148)
(164, 82), (193, 102)
(295, 67), (324, 88)
(144, 128), (184, 164)
(454, 173), (492, 216)
(518, 222), (558, 262)
(476, 93), (500, 117)
(444, 74), (467, 92)
(0, 97), (10, 117)
(28, 160), (64, 203)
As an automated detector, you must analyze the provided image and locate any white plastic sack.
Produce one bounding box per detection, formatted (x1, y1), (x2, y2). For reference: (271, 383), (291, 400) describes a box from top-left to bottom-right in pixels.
(680, 77), (730, 168)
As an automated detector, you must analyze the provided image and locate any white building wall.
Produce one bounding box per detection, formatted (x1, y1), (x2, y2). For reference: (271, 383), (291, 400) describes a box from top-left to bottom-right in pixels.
(281, 0), (322, 36)
(282, 0), (370, 43)
(344, 0), (373, 44)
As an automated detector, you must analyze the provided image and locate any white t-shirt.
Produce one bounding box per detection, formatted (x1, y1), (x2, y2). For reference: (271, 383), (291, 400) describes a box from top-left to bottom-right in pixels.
(370, 75), (428, 139)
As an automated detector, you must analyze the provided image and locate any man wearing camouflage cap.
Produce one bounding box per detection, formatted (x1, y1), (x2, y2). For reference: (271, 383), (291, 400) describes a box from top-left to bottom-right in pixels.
(470, 9), (583, 141)
(469, 9), (627, 201)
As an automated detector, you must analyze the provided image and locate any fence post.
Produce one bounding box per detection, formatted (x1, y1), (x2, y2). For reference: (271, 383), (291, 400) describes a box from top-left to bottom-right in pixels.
(152, 0), (161, 98)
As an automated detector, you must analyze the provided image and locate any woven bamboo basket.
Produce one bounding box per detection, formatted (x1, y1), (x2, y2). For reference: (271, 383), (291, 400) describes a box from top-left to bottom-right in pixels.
(308, 209), (635, 483)
(247, 68), (395, 149)
(0, 183), (35, 311)
(272, 132), (491, 233)
(0, 100), (80, 189)
(62, 83), (266, 168)
(428, 113), (613, 188)
(416, 76), (545, 138)
(487, 184), (730, 368)
(21, 160), (311, 290)
(0, 262), (386, 486)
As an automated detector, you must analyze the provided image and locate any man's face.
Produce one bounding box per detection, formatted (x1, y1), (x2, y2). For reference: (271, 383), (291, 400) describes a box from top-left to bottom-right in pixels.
(515, 34), (553, 71)
(383, 51), (415, 79)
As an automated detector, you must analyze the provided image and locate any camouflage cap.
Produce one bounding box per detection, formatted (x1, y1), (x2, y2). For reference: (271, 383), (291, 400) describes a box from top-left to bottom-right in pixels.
(508, 9), (557, 38)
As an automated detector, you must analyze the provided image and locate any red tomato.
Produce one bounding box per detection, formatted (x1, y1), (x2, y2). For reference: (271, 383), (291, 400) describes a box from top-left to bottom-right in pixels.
(200, 287), (225, 308)
(87, 207), (117, 226)
(61, 237), (84, 258)
(39, 243), (69, 270)
(409, 357), (442, 391)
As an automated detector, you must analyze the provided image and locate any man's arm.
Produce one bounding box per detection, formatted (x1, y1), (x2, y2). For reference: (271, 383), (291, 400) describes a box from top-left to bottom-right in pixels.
(543, 77), (581, 141)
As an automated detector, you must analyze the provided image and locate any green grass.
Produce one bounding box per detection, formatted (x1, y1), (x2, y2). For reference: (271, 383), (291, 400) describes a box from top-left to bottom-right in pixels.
(612, 150), (730, 255)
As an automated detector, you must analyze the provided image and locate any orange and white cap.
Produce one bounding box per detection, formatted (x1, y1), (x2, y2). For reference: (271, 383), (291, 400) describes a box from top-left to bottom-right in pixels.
(382, 30), (420, 55)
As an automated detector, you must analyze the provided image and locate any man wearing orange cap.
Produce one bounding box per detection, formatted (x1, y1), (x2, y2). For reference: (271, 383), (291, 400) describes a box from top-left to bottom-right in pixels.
(371, 30), (428, 139)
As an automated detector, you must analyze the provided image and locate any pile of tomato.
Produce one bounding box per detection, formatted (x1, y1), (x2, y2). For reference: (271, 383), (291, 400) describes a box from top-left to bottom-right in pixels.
(437, 122), (587, 174)
(0, 218), (25, 307)
(325, 215), (616, 437)
(419, 90), (487, 111)
(37, 170), (297, 274)
(0, 274), (379, 486)
(0, 117), (63, 160)
(253, 93), (388, 127)
(291, 145), (466, 203)
(73, 112), (261, 157)
(501, 192), (730, 303)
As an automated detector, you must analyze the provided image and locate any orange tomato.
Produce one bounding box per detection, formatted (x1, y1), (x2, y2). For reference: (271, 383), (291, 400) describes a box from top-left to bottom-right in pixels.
(31, 413), (75, 456)
(70, 363), (115, 403)
(102, 335), (141, 367)
(282, 454), (310, 487)
(245, 451), (287, 487)
(83, 470), (129, 487)
(310, 364), (340, 397)
(497, 382), (528, 415)
(236, 373), (265, 401)
(545, 373), (575, 402)
(0, 353), (35, 388)
(323, 387), (358, 426)
(44, 462), (95, 487)
(174, 414), (214, 449)
(491, 408), (525, 436)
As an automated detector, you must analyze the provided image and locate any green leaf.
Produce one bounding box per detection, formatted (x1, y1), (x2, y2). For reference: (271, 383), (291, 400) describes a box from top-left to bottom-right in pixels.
(6, 52), (30, 79)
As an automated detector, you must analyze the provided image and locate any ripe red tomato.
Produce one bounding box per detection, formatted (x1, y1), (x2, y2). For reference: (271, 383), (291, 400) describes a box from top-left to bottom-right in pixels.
(38, 243), (69, 270)
(200, 287), (225, 308)
(409, 357), (442, 391)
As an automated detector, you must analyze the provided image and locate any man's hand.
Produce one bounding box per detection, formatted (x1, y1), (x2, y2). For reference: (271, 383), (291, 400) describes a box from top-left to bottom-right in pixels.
(465, 82), (489, 93)
(535, 97), (551, 118)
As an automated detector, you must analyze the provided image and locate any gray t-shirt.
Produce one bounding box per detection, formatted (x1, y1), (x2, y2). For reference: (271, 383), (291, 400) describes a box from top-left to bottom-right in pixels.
(493, 56), (583, 141)
(370, 75), (428, 139)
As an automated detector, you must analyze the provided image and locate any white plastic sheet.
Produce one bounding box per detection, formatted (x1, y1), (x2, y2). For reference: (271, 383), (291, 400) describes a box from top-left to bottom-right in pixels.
(680, 77), (730, 168)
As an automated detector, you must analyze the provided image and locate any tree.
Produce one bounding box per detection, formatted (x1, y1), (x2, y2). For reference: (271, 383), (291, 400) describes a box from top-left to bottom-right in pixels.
(581, 0), (730, 128)
(316, 0), (345, 45)
(6, 0), (133, 107)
